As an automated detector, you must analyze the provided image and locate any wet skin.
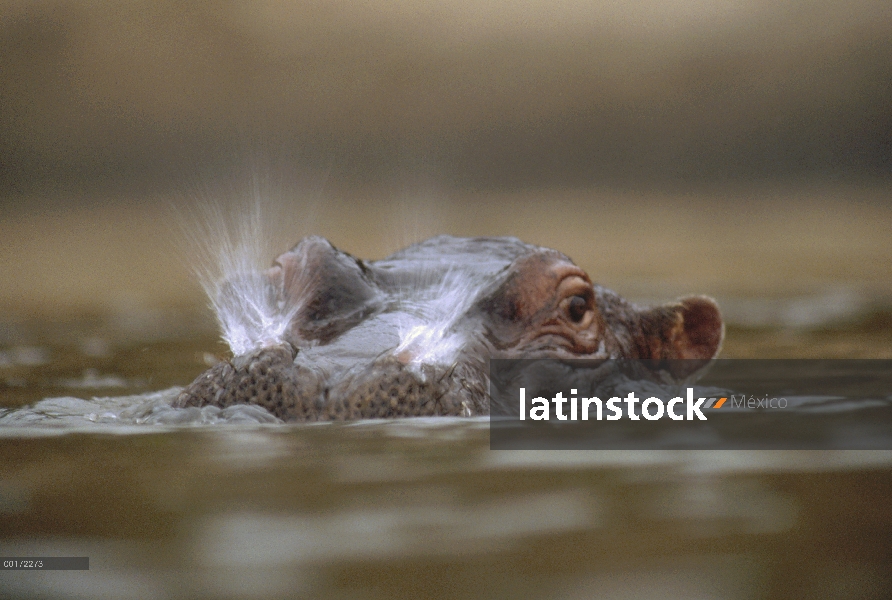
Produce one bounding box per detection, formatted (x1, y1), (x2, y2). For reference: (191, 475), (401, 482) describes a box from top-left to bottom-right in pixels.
(175, 236), (724, 421)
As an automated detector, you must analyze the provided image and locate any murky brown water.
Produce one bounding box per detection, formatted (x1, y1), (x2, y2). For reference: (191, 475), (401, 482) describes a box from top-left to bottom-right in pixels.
(1, 419), (891, 600)
(1, 318), (891, 599)
(2, 186), (891, 599)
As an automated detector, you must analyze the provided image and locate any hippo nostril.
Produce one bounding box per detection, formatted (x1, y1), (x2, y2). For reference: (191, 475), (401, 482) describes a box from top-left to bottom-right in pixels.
(183, 342), (470, 421)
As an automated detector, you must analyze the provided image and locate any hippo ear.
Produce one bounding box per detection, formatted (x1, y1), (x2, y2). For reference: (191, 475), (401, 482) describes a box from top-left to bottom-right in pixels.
(637, 295), (724, 362)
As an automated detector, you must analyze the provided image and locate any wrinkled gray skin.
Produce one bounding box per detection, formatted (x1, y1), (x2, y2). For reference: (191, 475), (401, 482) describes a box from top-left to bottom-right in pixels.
(175, 236), (724, 421)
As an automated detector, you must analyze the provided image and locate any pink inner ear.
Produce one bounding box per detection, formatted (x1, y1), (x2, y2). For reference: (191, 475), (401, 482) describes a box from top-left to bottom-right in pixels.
(678, 296), (724, 360)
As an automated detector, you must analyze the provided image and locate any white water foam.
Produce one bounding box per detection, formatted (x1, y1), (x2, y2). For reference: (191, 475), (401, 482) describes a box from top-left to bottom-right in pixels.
(185, 199), (308, 356)
(393, 269), (484, 367)
(0, 389), (283, 433)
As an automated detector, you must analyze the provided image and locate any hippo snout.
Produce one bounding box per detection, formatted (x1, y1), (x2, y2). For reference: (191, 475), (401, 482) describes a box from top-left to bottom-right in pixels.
(324, 358), (472, 419)
(175, 344), (325, 421)
(175, 344), (471, 421)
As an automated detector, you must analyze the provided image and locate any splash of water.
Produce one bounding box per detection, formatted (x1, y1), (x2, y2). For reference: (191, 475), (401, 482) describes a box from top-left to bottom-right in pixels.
(394, 269), (482, 367)
(186, 199), (305, 356)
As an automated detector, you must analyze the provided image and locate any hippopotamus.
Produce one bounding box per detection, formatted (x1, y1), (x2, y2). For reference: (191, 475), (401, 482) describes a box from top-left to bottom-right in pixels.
(174, 235), (723, 421)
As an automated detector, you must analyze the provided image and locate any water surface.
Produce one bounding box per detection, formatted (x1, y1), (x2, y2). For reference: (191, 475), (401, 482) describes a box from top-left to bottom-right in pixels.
(2, 321), (891, 599)
(2, 187), (891, 598)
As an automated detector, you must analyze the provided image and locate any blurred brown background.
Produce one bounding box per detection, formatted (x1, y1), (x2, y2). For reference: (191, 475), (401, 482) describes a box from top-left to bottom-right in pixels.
(1, 0), (890, 325)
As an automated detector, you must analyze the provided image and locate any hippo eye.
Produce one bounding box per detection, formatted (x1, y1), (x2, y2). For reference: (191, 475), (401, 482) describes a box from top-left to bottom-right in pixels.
(567, 295), (589, 323)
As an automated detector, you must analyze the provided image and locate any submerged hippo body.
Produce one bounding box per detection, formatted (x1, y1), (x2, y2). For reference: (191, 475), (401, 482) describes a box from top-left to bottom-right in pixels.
(175, 235), (723, 421)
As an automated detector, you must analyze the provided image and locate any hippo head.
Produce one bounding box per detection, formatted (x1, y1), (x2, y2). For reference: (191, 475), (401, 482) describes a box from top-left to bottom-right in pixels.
(175, 236), (723, 420)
